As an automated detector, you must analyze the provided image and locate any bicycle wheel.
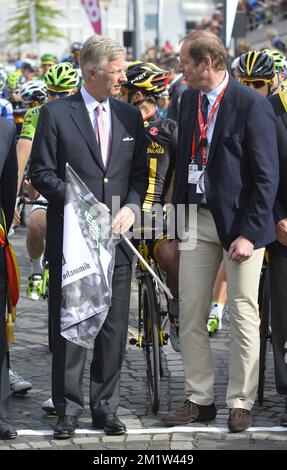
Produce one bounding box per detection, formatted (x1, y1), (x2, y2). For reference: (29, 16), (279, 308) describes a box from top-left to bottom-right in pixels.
(141, 276), (161, 414)
(258, 266), (270, 405)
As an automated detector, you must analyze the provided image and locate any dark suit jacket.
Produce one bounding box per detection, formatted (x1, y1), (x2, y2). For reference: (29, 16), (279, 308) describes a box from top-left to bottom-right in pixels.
(172, 76), (279, 250)
(29, 91), (148, 265)
(0, 117), (17, 232)
(268, 93), (287, 257)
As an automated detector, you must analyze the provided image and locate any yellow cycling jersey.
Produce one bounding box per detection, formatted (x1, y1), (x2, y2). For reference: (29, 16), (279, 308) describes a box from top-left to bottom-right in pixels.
(19, 105), (42, 141)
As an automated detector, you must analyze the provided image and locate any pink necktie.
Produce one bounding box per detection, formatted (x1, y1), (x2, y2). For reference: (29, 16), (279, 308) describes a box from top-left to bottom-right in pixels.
(96, 103), (109, 167)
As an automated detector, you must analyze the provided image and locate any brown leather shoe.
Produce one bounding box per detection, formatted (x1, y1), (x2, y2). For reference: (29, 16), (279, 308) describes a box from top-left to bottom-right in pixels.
(228, 408), (252, 432)
(162, 400), (217, 426)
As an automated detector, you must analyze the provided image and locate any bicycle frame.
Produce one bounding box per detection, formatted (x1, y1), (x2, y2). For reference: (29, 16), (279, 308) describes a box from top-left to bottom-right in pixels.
(133, 239), (169, 413)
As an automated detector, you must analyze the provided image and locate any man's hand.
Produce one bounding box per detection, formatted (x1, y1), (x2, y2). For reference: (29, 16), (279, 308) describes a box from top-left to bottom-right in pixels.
(112, 206), (135, 235)
(276, 218), (287, 246)
(228, 236), (254, 264)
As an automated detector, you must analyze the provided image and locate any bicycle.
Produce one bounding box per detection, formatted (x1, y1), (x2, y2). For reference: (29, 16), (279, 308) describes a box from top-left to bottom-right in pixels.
(129, 238), (170, 414)
(257, 251), (272, 405)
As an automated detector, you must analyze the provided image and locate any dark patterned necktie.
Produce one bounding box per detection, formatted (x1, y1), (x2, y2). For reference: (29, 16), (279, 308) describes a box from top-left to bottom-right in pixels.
(201, 93), (209, 123)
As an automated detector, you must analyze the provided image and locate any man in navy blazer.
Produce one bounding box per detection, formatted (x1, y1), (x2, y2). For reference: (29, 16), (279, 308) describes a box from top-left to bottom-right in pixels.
(30, 36), (148, 439)
(0, 117), (17, 439)
(163, 31), (279, 432)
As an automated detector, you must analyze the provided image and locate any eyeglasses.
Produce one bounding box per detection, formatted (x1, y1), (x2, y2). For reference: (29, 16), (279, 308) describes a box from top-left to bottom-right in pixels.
(240, 78), (271, 89)
(98, 67), (127, 76)
(47, 90), (70, 97)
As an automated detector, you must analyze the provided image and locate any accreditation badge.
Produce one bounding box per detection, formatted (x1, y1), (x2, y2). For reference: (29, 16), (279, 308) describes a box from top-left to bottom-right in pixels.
(188, 164), (198, 184)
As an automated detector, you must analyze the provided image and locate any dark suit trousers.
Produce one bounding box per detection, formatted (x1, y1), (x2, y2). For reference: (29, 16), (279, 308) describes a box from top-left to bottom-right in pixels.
(50, 263), (132, 417)
(269, 254), (287, 396)
(0, 246), (9, 418)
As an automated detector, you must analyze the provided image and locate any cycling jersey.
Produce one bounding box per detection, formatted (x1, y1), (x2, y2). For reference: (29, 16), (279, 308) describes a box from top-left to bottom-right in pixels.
(0, 98), (13, 124)
(19, 104), (48, 211)
(11, 101), (26, 140)
(20, 105), (42, 141)
(279, 87), (287, 112)
(142, 111), (177, 212)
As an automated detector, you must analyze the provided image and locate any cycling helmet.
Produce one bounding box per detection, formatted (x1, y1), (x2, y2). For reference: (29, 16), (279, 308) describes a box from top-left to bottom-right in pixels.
(6, 71), (21, 92)
(44, 62), (79, 91)
(122, 61), (170, 99)
(236, 51), (275, 79)
(41, 53), (57, 65)
(262, 49), (287, 71)
(0, 68), (7, 93)
(20, 80), (47, 103)
(70, 41), (83, 54)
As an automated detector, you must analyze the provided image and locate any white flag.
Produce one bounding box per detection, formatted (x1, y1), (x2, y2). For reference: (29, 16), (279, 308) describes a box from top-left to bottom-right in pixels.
(61, 164), (115, 348)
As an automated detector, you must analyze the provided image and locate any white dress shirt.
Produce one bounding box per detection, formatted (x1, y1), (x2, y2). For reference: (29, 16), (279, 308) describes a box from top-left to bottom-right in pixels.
(203, 71), (230, 156)
(80, 86), (112, 141)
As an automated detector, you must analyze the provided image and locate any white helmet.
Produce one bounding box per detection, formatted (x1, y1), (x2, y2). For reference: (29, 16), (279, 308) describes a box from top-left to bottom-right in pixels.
(20, 80), (47, 103)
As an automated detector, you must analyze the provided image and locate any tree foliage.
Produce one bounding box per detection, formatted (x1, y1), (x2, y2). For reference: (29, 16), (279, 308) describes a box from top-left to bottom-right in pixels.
(7, 0), (66, 48)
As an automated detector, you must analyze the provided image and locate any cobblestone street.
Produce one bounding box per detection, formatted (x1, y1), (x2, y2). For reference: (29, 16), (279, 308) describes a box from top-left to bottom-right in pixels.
(1, 228), (287, 451)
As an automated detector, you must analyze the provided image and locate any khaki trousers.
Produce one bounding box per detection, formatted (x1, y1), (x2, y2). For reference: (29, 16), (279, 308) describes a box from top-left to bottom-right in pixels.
(179, 208), (264, 410)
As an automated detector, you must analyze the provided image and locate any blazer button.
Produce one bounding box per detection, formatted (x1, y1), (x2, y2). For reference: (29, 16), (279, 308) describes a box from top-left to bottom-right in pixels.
(103, 177), (109, 183)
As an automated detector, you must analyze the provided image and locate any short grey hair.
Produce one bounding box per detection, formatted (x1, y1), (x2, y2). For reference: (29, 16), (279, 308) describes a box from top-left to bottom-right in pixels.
(80, 35), (126, 81)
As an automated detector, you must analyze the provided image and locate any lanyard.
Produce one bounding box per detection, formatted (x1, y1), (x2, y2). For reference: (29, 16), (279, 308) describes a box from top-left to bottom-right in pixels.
(191, 79), (229, 167)
(143, 109), (157, 121)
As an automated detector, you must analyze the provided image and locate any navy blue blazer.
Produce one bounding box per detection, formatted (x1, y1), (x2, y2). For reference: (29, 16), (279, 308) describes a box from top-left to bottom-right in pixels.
(172, 76), (279, 250)
(268, 93), (287, 257)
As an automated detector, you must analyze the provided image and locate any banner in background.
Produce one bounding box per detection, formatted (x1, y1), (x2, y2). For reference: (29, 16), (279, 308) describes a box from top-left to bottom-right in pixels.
(81, 0), (102, 35)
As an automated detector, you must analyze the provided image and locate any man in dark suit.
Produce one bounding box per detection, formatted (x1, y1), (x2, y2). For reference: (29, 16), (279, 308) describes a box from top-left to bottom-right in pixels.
(236, 49), (287, 426)
(0, 117), (18, 439)
(268, 90), (287, 426)
(163, 31), (279, 432)
(29, 35), (148, 439)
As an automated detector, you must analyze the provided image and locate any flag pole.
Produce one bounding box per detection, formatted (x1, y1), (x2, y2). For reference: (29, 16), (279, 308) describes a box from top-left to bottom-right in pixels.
(122, 233), (173, 299)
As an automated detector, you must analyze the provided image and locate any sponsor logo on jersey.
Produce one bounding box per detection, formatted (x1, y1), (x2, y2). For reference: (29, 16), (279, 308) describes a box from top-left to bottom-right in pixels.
(147, 141), (164, 154)
(150, 127), (158, 136)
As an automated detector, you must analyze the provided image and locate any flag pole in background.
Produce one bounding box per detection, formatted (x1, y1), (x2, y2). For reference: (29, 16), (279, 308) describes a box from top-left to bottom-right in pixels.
(156, 0), (163, 51)
(81, 0), (102, 35)
(223, 0), (239, 48)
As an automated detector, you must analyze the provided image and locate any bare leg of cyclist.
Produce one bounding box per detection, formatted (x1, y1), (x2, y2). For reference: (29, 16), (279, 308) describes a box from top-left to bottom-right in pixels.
(26, 209), (46, 301)
(154, 239), (180, 352)
(207, 262), (228, 334)
(154, 239), (179, 298)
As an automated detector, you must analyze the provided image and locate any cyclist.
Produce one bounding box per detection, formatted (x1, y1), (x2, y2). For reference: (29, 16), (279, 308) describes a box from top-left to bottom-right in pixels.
(0, 68), (13, 124)
(237, 50), (287, 426)
(5, 71), (26, 140)
(120, 61), (180, 351)
(40, 53), (57, 78)
(262, 48), (287, 92)
(17, 64), (79, 303)
(16, 80), (48, 299)
(69, 41), (82, 68)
